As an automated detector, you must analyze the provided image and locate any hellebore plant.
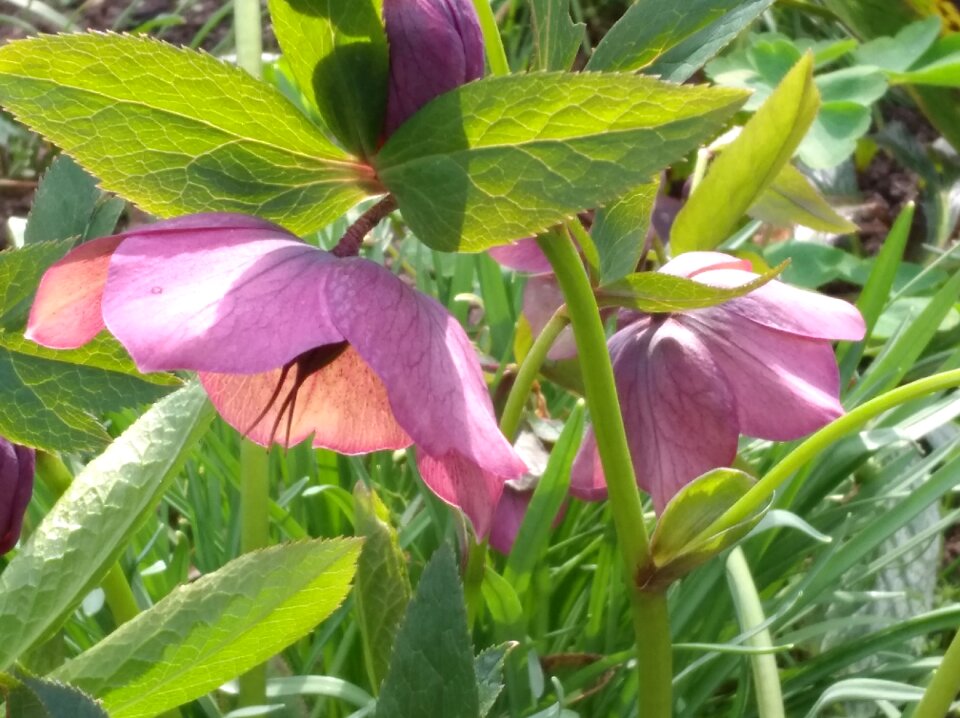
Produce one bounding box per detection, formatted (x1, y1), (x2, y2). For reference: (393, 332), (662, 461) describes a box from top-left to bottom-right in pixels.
(0, 436), (34, 555)
(26, 213), (526, 538)
(571, 251), (867, 512)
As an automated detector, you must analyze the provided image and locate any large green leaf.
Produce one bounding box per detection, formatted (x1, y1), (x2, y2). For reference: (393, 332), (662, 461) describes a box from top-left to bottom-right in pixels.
(591, 180), (658, 284)
(353, 483), (411, 692)
(376, 73), (747, 252)
(528, 0), (583, 71)
(0, 332), (178, 452)
(588, 0), (774, 81)
(0, 33), (371, 233)
(376, 546), (479, 718)
(0, 383), (214, 669)
(267, 0), (387, 157)
(0, 241), (71, 321)
(6, 674), (108, 718)
(54, 539), (361, 718)
(671, 53), (820, 254)
(24, 156), (124, 246)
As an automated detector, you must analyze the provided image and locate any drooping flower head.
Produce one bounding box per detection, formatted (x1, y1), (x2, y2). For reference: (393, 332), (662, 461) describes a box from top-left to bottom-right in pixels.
(0, 436), (34, 554)
(383, 0), (485, 136)
(27, 214), (526, 538)
(571, 251), (866, 512)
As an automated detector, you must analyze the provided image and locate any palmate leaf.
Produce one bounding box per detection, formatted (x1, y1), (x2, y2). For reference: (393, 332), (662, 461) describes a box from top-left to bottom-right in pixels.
(0, 383), (214, 670)
(267, 0), (387, 157)
(54, 539), (361, 718)
(376, 73), (747, 252)
(0, 33), (373, 234)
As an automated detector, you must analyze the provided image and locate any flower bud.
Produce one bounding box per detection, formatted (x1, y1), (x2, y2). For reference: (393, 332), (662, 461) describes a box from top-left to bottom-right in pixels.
(0, 437), (34, 554)
(383, 0), (485, 136)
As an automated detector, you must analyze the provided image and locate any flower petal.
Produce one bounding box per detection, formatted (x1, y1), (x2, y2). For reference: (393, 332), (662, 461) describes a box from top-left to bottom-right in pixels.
(682, 310), (847, 440)
(326, 258), (527, 480)
(570, 429), (607, 501)
(659, 251), (751, 278)
(417, 451), (505, 539)
(0, 441), (34, 554)
(488, 238), (552, 274)
(26, 234), (123, 349)
(612, 320), (739, 512)
(200, 345), (412, 451)
(488, 484), (531, 554)
(523, 275), (576, 360)
(103, 227), (345, 374)
(691, 268), (866, 341)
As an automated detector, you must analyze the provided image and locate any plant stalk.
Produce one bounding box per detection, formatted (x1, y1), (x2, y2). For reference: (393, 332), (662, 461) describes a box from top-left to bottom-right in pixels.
(234, 0), (262, 79)
(537, 226), (671, 716)
(913, 624), (960, 718)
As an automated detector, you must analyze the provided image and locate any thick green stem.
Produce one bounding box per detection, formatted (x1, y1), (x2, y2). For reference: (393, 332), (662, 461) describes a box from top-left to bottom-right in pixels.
(537, 227), (671, 716)
(234, 0), (262, 79)
(471, 0), (510, 76)
(500, 308), (570, 442)
(35, 452), (140, 626)
(726, 547), (784, 718)
(238, 440), (270, 706)
(699, 369), (960, 543)
(913, 626), (960, 718)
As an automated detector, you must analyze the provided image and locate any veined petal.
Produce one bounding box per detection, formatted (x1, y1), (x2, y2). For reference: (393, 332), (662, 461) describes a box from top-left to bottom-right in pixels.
(103, 229), (345, 374)
(523, 275), (576, 360)
(570, 429), (607, 501)
(26, 234), (123, 349)
(417, 451), (505, 539)
(488, 238), (552, 274)
(690, 268), (866, 341)
(682, 310), (846, 441)
(200, 345), (411, 452)
(613, 320), (739, 512)
(489, 484), (531, 554)
(659, 251), (751, 278)
(327, 258), (527, 480)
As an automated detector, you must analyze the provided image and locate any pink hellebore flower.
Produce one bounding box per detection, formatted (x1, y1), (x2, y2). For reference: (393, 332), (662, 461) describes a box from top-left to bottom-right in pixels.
(384, 0), (485, 136)
(0, 436), (34, 554)
(26, 214), (526, 538)
(571, 251), (866, 512)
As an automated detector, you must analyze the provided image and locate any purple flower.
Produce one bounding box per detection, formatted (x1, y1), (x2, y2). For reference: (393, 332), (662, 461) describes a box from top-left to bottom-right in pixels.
(383, 0), (485, 136)
(1, 437), (34, 554)
(571, 251), (866, 512)
(26, 213), (526, 538)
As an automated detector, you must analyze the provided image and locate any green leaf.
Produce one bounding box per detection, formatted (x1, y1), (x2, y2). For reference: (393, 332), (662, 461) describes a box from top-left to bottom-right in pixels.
(377, 73), (747, 252)
(588, 0), (774, 81)
(480, 567), (523, 632)
(475, 644), (512, 718)
(353, 482), (411, 692)
(0, 33), (371, 234)
(0, 332), (178, 453)
(671, 53), (820, 254)
(797, 101), (871, 169)
(596, 261), (786, 314)
(749, 164), (857, 234)
(0, 383), (214, 669)
(853, 16), (941, 73)
(591, 180), (658, 284)
(6, 675), (108, 718)
(267, 0), (387, 157)
(54, 539), (361, 718)
(24, 156), (122, 246)
(528, 0), (583, 71)
(0, 241), (71, 321)
(646, 469), (769, 589)
(376, 546), (479, 718)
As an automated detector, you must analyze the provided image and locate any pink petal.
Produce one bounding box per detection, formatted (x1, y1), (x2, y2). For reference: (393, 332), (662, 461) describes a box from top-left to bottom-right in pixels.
(102, 229), (345, 374)
(200, 345), (411, 451)
(523, 275), (577, 360)
(326, 258), (527, 480)
(417, 451), (505, 539)
(659, 251), (751, 278)
(680, 310), (847, 441)
(611, 320), (739, 512)
(488, 238), (552, 274)
(26, 235), (123, 349)
(570, 429), (607, 501)
(691, 268), (866, 341)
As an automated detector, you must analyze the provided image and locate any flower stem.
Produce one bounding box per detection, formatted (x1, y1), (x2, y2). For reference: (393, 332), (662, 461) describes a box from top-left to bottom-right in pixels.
(233, 0), (262, 79)
(332, 196), (398, 257)
(913, 624), (960, 718)
(499, 308), (570, 442)
(34, 452), (141, 627)
(699, 368), (960, 543)
(238, 439), (270, 707)
(470, 0), (510, 76)
(537, 226), (671, 716)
